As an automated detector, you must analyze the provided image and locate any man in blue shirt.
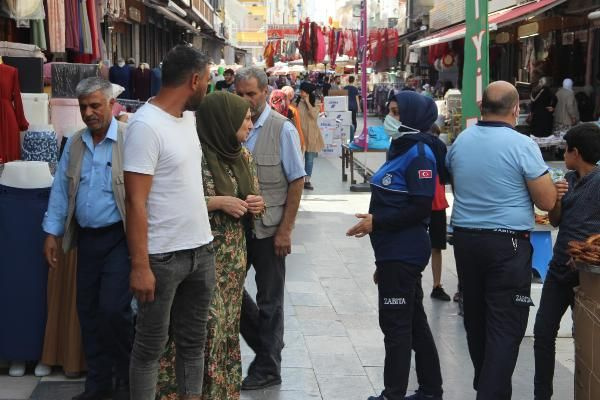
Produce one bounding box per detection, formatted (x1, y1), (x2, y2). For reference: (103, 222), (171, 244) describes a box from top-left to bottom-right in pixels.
(235, 67), (305, 390)
(447, 81), (557, 400)
(43, 77), (131, 400)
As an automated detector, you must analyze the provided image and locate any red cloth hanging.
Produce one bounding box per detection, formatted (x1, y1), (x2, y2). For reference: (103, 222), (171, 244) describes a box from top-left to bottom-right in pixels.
(310, 22), (318, 65)
(385, 28), (398, 59)
(337, 29), (345, 57)
(368, 29), (384, 63)
(0, 64), (28, 162)
(315, 26), (326, 63)
(86, 0), (100, 60)
(347, 30), (358, 58)
(299, 19), (311, 67)
(330, 29), (338, 66)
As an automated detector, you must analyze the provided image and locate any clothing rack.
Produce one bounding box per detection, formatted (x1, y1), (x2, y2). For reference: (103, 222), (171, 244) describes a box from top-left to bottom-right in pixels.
(116, 99), (145, 113)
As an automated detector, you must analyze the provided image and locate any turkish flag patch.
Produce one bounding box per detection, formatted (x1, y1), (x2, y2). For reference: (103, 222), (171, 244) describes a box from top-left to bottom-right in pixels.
(418, 170), (433, 179)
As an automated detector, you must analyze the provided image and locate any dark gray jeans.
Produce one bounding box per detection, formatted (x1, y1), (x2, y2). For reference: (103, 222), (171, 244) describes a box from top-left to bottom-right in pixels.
(129, 244), (215, 400)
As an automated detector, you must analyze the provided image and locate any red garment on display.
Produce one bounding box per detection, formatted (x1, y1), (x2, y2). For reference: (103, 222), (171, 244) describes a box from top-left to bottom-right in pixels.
(385, 29), (399, 59)
(329, 29), (338, 66)
(86, 0), (100, 60)
(0, 64), (29, 162)
(337, 30), (344, 57)
(369, 29), (384, 63)
(315, 26), (325, 63)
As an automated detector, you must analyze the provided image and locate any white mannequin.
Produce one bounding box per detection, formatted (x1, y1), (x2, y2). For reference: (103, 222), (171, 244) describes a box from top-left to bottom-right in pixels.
(0, 161), (53, 189)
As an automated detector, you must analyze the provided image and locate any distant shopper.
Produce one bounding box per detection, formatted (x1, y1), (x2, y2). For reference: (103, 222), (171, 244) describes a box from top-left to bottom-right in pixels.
(344, 76), (361, 130)
(281, 86), (306, 151)
(296, 82), (324, 190)
(215, 68), (235, 92)
(330, 75), (341, 91)
(554, 78), (579, 132)
(529, 77), (556, 138)
(575, 86), (595, 122)
(534, 123), (600, 400)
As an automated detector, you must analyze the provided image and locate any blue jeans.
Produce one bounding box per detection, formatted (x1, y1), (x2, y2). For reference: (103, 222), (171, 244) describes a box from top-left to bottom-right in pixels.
(129, 244), (216, 399)
(304, 151), (317, 177)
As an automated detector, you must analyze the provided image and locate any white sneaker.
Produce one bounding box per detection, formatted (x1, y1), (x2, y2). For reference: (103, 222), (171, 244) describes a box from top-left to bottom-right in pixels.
(8, 361), (26, 377)
(34, 362), (51, 377)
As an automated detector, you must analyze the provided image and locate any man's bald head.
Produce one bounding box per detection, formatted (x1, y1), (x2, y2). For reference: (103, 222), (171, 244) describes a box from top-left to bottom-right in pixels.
(481, 81), (519, 117)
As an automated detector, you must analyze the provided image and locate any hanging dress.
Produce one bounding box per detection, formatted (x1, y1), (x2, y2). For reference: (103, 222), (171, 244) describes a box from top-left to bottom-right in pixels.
(0, 64), (29, 162)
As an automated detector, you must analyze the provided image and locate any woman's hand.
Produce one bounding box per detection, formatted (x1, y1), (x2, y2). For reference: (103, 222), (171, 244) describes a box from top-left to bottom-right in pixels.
(216, 196), (248, 218)
(346, 214), (373, 238)
(246, 194), (265, 215)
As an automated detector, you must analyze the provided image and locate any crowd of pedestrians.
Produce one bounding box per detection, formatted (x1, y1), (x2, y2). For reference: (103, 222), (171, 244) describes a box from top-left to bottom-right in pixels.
(39, 42), (600, 400)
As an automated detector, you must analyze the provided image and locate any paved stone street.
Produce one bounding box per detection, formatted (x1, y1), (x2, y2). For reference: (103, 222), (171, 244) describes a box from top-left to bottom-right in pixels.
(1, 155), (574, 400)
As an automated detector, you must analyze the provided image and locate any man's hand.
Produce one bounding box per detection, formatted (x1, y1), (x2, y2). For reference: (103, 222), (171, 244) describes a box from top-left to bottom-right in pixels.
(555, 180), (569, 201)
(246, 195), (265, 215)
(43, 235), (60, 269)
(346, 214), (373, 238)
(274, 228), (292, 257)
(130, 264), (156, 303)
(220, 197), (248, 218)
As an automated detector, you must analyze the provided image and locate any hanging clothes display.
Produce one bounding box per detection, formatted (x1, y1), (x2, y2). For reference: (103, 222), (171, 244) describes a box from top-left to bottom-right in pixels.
(0, 63), (29, 163)
(4, 0), (45, 20)
(86, 0), (100, 59)
(264, 42), (275, 68)
(31, 19), (47, 50)
(79, 0), (92, 55)
(314, 26), (325, 64)
(109, 63), (133, 99)
(132, 65), (151, 101)
(47, 0), (66, 53)
(64, 0), (79, 51)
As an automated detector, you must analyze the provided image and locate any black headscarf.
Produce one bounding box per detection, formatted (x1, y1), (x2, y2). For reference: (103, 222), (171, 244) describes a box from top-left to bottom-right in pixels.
(387, 91), (449, 184)
(299, 82), (317, 106)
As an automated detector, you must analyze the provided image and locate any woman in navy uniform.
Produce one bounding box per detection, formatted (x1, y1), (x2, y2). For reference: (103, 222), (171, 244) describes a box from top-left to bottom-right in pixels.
(347, 91), (445, 400)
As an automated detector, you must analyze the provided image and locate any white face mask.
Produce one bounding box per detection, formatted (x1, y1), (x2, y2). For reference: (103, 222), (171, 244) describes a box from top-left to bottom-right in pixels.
(383, 115), (419, 139)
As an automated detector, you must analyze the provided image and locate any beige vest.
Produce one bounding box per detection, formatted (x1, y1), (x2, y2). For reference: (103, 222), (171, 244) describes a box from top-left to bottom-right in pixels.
(62, 121), (127, 252)
(252, 110), (290, 239)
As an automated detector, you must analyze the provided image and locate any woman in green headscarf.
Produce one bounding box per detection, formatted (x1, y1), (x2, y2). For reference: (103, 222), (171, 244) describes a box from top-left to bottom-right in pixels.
(157, 91), (264, 400)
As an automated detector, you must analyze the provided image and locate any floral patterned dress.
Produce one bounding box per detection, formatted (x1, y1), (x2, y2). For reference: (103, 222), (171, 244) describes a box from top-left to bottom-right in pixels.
(156, 148), (259, 400)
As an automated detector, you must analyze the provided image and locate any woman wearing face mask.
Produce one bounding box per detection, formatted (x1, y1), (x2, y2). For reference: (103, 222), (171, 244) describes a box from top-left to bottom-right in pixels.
(157, 91), (265, 400)
(347, 91), (444, 400)
(296, 82), (324, 190)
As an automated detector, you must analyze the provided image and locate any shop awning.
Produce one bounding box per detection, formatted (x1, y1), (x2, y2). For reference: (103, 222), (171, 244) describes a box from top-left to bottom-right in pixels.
(409, 0), (567, 49)
(142, 0), (200, 34)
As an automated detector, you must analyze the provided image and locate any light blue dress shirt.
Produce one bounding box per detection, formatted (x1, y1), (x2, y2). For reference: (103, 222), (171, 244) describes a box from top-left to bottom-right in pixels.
(244, 106), (306, 182)
(43, 118), (122, 236)
(446, 122), (549, 231)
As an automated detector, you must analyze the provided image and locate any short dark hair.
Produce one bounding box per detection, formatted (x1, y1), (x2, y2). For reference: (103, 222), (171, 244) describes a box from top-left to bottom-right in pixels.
(349, 76), (355, 84)
(481, 86), (518, 116)
(161, 45), (210, 87)
(224, 68), (235, 75)
(564, 123), (600, 164)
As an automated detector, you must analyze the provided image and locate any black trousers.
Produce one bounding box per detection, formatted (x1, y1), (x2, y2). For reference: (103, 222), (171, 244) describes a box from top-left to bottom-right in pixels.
(377, 261), (443, 400)
(351, 109), (358, 130)
(77, 222), (133, 392)
(533, 269), (578, 400)
(240, 234), (286, 377)
(453, 231), (533, 400)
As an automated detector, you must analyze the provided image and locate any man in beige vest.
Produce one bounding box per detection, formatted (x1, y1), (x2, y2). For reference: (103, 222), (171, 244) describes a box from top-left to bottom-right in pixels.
(235, 67), (305, 390)
(42, 77), (132, 400)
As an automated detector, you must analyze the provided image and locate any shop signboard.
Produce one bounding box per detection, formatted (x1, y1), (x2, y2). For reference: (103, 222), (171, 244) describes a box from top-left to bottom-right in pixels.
(267, 24), (298, 41)
(462, 0), (489, 128)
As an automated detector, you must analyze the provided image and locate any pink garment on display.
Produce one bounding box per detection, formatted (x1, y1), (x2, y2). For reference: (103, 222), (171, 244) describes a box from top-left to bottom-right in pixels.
(314, 26), (325, 64)
(343, 30), (353, 55)
(47, 0), (65, 53)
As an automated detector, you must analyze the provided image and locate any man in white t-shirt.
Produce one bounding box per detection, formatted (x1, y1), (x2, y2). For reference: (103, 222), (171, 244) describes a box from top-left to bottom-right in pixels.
(124, 45), (215, 400)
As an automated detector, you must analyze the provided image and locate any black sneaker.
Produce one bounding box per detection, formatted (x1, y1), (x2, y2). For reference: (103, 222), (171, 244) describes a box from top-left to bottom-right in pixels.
(368, 394), (387, 400)
(241, 373), (282, 390)
(304, 182), (314, 190)
(405, 391), (443, 400)
(431, 286), (451, 301)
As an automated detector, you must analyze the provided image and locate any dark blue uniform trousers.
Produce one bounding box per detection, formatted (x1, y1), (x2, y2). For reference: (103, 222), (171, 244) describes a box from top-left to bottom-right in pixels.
(453, 230), (533, 400)
(77, 222), (133, 392)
